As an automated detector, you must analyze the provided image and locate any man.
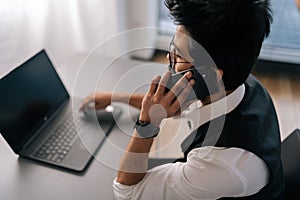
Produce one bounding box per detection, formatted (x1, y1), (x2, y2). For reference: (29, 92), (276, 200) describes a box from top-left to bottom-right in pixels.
(82, 0), (285, 199)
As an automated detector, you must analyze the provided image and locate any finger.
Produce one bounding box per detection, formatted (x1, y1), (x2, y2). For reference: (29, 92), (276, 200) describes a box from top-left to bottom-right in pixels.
(155, 72), (171, 97)
(79, 95), (95, 111)
(80, 101), (95, 112)
(172, 79), (195, 108)
(79, 97), (92, 111)
(166, 71), (193, 102)
(168, 79), (194, 116)
(148, 75), (161, 95)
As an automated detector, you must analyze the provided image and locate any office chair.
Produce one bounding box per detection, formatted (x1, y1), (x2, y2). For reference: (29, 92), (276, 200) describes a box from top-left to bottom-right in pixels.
(281, 129), (300, 200)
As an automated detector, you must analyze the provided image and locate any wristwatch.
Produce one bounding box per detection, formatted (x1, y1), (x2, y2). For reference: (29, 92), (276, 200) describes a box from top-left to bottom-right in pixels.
(134, 120), (160, 138)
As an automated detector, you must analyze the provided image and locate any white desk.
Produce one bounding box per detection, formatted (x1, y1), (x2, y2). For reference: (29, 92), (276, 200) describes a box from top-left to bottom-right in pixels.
(0, 54), (167, 200)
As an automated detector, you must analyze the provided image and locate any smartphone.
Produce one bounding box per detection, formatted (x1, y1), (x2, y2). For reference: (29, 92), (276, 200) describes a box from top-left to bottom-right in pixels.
(165, 66), (220, 100)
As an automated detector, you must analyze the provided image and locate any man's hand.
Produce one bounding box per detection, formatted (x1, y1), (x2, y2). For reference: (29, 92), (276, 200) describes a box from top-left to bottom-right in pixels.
(80, 92), (112, 111)
(139, 71), (194, 127)
(80, 92), (145, 111)
(117, 71), (194, 185)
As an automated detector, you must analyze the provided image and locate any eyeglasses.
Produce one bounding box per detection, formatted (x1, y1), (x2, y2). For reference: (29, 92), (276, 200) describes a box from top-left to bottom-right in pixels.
(168, 36), (193, 74)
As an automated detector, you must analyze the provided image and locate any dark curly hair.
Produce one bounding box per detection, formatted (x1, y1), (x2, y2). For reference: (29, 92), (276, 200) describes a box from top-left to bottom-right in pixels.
(165, 0), (272, 90)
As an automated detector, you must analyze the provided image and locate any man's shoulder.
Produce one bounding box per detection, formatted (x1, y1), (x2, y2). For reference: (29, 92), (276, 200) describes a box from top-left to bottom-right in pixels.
(242, 74), (272, 105)
(245, 74), (264, 89)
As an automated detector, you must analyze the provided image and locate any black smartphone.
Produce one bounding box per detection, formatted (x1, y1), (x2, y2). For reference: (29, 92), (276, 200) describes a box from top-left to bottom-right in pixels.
(165, 66), (220, 100)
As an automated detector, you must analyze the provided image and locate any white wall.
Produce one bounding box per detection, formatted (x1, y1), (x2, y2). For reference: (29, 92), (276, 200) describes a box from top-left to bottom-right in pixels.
(0, 0), (124, 76)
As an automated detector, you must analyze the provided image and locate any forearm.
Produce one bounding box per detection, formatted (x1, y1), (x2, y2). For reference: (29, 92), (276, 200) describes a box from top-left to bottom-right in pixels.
(116, 72), (193, 186)
(117, 131), (154, 185)
(112, 93), (144, 109)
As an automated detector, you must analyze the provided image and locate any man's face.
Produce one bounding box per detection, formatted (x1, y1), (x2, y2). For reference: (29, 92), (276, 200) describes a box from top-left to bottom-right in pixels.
(167, 26), (194, 73)
(168, 26), (224, 91)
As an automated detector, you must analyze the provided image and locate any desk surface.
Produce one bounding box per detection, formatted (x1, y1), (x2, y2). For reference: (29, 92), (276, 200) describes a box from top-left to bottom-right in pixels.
(0, 54), (167, 200)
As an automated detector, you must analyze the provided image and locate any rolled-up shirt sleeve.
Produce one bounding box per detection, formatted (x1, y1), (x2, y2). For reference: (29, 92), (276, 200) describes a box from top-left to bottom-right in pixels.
(113, 147), (269, 200)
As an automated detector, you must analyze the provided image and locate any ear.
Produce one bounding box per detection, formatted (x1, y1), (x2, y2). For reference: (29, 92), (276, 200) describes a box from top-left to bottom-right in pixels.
(215, 69), (224, 82)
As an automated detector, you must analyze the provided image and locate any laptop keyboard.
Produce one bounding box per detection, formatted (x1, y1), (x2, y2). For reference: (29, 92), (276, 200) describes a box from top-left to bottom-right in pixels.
(34, 115), (78, 163)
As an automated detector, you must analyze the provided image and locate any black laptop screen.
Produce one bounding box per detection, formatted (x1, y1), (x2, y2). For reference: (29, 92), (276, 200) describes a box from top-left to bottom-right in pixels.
(0, 50), (70, 153)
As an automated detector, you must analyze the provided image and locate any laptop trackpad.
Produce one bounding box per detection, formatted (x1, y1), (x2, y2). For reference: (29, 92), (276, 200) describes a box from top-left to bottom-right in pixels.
(62, 140), (92, 172)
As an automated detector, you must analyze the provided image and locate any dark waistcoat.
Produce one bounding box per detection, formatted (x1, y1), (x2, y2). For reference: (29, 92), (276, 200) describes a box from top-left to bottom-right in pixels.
(180, 75), (285, 199)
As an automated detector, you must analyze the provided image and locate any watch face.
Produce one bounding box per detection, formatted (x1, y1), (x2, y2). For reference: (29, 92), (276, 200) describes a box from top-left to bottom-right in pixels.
(135, 121), (160, 138)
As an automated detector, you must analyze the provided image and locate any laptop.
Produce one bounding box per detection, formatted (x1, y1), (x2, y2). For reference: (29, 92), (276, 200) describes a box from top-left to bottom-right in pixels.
(0, 50), (122, 172)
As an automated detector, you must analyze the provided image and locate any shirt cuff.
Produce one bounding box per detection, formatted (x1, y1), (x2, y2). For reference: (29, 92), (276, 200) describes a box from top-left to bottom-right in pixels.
(113, 178), (136, 200)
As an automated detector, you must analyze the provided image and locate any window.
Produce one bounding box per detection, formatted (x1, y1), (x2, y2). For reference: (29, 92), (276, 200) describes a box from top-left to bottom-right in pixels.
(260, 0), (300, 64)
(155, 1), (175, 50)
(158, 0), (176, 35)
(157, 0), (300, 64)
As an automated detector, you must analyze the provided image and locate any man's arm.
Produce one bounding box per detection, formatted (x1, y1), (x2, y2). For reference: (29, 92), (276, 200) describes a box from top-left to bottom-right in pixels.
(116, 72), (193, 185)
(114, 147), (270, 200)
(117, 132), (154, 185)
(112, 93), (144, 109)
(80, 92), (144, 110)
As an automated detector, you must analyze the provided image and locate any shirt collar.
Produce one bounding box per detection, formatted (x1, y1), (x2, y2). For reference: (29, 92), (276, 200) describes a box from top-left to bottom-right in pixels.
(182, 84), (245, 131)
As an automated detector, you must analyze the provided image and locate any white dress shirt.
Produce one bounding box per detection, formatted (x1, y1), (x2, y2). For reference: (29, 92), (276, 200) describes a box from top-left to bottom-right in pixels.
(113, 85), (270, 200)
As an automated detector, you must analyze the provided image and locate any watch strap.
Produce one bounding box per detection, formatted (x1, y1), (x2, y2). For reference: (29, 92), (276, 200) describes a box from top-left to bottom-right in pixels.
(134, 120), (160, 138)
